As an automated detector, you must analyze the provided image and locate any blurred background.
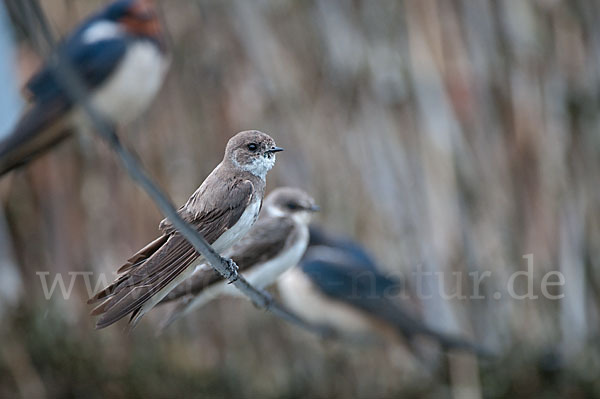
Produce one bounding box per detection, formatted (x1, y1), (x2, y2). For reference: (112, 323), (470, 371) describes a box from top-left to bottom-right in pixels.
(1, 0), (600, 397)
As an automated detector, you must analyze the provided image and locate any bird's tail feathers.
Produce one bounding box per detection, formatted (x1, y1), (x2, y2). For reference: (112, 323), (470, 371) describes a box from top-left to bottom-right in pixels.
(0, 102), (71, 176)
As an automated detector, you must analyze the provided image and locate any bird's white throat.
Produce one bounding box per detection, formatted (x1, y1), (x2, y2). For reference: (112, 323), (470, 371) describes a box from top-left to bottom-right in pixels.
(233, 155), (276, 180)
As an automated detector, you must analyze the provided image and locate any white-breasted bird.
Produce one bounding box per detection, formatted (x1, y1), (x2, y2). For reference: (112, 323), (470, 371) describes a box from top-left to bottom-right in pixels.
(88, 130), (283, 329)
(0, 0), (169, 176)
(159, 187), (319, 328)
(278, 226), (490, 356)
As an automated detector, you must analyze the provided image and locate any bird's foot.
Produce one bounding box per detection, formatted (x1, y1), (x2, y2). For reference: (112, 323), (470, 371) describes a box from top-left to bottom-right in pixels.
(224, 258), (239, 283)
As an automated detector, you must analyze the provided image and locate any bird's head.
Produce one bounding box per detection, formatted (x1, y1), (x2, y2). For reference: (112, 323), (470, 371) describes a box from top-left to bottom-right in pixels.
(264, 187), (319, 224)
(225, 130), (284, 180)
(102, 0), (162, 39)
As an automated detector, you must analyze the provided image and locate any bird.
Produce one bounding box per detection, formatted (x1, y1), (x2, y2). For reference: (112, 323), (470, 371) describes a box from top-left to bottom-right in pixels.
(88, 130), (283, 329)
(0, 0), (169, 176)
(277, 226), (490, 355)
(158, 187), (319, 328)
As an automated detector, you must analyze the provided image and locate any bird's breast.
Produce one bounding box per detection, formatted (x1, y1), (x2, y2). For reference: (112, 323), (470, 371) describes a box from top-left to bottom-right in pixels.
(277, 267), (374, 335)
(86, 40), (169, 125)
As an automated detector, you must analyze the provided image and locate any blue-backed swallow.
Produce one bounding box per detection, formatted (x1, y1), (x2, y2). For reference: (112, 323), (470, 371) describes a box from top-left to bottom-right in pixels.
(278, 226), (491, 356)
(0, 0), (169, 176)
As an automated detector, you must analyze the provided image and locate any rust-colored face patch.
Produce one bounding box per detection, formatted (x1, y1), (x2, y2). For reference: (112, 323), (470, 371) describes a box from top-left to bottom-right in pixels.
(119, 0), (162, 38)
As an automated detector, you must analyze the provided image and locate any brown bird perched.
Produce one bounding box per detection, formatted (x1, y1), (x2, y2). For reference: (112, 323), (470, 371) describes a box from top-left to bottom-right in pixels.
(88, 130), (283, 329)
(158, 187), (319, 328)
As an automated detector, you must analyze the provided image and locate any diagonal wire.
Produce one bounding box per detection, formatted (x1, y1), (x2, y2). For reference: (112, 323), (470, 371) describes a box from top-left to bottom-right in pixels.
(20, 0), (332, 338)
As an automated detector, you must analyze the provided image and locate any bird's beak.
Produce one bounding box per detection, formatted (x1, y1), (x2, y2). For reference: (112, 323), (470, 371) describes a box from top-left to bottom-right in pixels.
(308, 204), (320, 212)
(266, 146), (284, 154)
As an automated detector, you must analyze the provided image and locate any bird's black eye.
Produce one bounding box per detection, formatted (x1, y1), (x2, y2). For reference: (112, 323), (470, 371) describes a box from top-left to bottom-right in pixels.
(247, 143), (258, 152)
(287, 202), (299, 210)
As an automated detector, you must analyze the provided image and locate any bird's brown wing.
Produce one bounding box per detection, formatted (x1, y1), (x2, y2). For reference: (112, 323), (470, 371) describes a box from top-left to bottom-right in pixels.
(88, 179), (256, 328)
(230, 216), (297, 269)
(162, 216), (296, 302)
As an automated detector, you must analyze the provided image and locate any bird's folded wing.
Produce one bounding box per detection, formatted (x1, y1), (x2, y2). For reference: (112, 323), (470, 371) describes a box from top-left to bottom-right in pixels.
(161, 216), (295, 302)
(89, 233), (198, 328)
(0, 100), (71, 175)
(159, 178), (256, 242)
(229, 216), (296, 269)
(300, 253), (420, 334)
(88, 179), (255, 328)
(26, 38), (127, 104)
(301, 253), (488, 354)
(117, 235), (170, 274)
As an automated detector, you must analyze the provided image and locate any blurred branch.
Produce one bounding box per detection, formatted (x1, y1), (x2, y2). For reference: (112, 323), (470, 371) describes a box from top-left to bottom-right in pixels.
(23, 0), (331, 338)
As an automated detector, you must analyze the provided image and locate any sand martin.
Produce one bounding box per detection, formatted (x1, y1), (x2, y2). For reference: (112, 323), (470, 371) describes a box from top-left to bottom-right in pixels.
(159, 187), (319, 328)
(88, 130), (283, 328)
